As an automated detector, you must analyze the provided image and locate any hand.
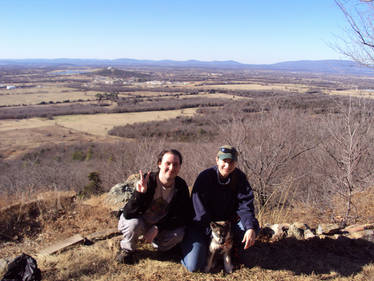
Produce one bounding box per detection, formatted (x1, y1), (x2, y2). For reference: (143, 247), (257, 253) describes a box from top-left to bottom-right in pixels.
(144, 225), (158, 243)
(242, 229), (256, 250)
(136, 170), (150, 193)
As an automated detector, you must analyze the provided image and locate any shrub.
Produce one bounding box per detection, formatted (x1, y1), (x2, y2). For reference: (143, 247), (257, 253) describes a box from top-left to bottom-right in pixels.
(72, 150), (85, 161)
(79, 172), (103, 198)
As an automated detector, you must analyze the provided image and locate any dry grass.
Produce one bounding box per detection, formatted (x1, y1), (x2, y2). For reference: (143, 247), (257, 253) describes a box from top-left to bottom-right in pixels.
(0, 109), (197, 136)
(197, 83), (310, 93)
(0, 108), (197, 159)
(1, 191), (373, 281)
(329, 89), (374, 99)
(52, 108), (197, 136)
(35, 235), (374, 281)
(0, 85), (98, 106)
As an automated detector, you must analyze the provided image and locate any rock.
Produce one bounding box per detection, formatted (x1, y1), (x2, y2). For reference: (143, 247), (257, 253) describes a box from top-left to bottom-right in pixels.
(288, 223), (305, 240)
(343, 223), (374, 234)
(257, 224), (274, 242)
(258, 222), (374, 243)
(343, 224), (366, 233)
(270, 223), (289, 241)
(316, 223), (341, 235)
(105, 174), (139, 210)
(304, 229), (316, 239)
(347, 230), (374, 242)
(364, 223), (374, 230)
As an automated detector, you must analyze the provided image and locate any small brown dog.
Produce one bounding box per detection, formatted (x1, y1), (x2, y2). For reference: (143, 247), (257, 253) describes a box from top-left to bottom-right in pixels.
(204, 221), (234, 273)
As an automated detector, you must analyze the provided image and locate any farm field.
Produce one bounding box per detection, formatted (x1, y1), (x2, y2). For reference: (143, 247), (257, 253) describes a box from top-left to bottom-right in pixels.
(0, 84), (99, 106)
(198, 82), (312, 93)
(0, 108), (197, 160)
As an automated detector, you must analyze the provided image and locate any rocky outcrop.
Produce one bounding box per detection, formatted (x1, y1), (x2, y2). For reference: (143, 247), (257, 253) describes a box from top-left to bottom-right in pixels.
(105, 174), (139, 210)
(258, 222), (374, 243)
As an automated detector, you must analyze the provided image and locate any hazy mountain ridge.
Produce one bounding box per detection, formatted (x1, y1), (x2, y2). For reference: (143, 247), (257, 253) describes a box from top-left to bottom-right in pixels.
(0, 58), (373, 75)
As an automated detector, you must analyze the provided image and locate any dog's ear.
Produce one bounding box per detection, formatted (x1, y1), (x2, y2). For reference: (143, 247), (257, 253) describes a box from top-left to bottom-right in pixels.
(210, 221), (218, 228)
(225, 221), (232, 230)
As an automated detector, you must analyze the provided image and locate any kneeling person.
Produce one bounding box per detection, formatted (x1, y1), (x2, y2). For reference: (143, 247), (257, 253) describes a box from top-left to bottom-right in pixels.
(117, 149), (193, 264)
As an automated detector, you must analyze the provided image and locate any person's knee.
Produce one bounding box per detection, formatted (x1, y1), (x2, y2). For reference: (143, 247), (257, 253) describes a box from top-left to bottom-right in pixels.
(182, 257), (204, 272)
(119, 216), (142, 233)
(183, 262), (201, 272)
(181, 243), (207, 272)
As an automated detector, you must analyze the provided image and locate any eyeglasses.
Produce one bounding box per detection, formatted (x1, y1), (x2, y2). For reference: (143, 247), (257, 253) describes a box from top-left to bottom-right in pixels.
(220, 147), (237, 154)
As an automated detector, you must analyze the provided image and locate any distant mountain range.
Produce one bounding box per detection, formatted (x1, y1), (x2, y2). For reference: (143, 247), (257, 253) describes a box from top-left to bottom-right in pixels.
(0, 58), (373, 75)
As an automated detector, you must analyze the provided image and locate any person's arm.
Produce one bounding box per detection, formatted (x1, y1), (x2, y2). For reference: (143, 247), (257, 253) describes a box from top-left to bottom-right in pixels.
(191, 171), (212, 228)
(236, 172), (259, 248)
(143, 225), (159, 243)
(123, 172), (154, 219)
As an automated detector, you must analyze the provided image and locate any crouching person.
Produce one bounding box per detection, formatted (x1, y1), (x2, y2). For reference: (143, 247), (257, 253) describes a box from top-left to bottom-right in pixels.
(116, 149), (193, 264)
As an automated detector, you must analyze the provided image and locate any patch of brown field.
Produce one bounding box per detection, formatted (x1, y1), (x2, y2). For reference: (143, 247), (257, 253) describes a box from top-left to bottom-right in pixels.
(0, 124), (119, 160)
(119, 90), (249, 100)
(180, 92), (249, 100)
(0, 108), (197, 159)
(197, 83), (310, 93)
(329, 89), (374, 99)
(53, 108), (197, 136)
(0, 86), (98, 106)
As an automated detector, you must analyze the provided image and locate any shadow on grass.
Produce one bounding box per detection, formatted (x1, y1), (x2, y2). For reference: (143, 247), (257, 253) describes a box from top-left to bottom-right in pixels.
(132, 245), (182, 264)
(238, 236), (374, 277)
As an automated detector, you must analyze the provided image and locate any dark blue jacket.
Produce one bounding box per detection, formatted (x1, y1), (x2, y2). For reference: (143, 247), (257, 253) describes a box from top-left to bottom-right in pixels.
(191, 166), (259, 235)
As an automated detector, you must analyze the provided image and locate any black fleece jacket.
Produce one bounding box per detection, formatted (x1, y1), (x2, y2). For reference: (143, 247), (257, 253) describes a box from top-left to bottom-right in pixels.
(123, 172), (193, 231)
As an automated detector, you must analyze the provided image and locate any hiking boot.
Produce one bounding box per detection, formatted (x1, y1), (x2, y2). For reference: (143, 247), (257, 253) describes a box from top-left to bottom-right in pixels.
(116, 249), (134, 264)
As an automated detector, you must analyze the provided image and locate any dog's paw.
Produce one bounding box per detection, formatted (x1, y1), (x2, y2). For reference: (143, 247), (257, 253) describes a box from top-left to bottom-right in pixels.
(204, 265), (211, 273)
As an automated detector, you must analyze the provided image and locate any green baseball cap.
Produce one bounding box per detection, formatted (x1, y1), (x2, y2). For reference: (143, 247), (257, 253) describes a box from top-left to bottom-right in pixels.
(217, 145), (238, 161)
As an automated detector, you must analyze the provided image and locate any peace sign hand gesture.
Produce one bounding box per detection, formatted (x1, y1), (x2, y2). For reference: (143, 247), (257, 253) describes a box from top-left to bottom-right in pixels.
(136, 170), (150, 193)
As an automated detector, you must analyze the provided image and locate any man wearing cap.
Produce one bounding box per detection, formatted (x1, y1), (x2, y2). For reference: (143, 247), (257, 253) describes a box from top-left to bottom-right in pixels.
(181, 145), (259, 272)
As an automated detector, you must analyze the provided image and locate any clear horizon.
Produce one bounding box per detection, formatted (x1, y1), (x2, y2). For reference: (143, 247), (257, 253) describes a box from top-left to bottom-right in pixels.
(0, 0), (353, 64)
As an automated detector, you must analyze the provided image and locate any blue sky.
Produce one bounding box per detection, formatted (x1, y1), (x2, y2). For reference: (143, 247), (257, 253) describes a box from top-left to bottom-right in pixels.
(0, 0), (351, 64)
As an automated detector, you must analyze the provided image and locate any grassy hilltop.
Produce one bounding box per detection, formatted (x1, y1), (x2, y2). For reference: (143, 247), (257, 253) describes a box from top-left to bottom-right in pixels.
(0, 65), (374, 280)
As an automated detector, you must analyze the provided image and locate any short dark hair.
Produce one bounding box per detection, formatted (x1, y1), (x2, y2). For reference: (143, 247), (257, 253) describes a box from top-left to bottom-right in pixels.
(157, 149), (183, 165)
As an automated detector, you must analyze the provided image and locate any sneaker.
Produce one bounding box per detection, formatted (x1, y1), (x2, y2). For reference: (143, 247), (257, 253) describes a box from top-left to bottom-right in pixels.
(116, 249), (134, 264)
(151, 242), (159, 249)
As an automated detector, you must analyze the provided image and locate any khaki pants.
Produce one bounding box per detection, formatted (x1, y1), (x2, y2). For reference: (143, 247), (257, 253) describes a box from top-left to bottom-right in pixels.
(118, 214), (185, 252)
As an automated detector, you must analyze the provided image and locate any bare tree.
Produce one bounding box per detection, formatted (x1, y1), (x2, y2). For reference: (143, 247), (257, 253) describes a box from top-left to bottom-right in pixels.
(319, 97), (374, 224)
(216, 105), (318, 209)
(335, 0), (374, 66)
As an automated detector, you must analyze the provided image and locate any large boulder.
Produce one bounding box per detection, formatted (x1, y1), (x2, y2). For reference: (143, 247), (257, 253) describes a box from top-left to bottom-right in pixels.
(105, 174), (140, 210)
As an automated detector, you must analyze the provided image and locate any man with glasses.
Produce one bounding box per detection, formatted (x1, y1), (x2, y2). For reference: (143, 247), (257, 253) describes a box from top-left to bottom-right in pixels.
(181, 145), (259, 272)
